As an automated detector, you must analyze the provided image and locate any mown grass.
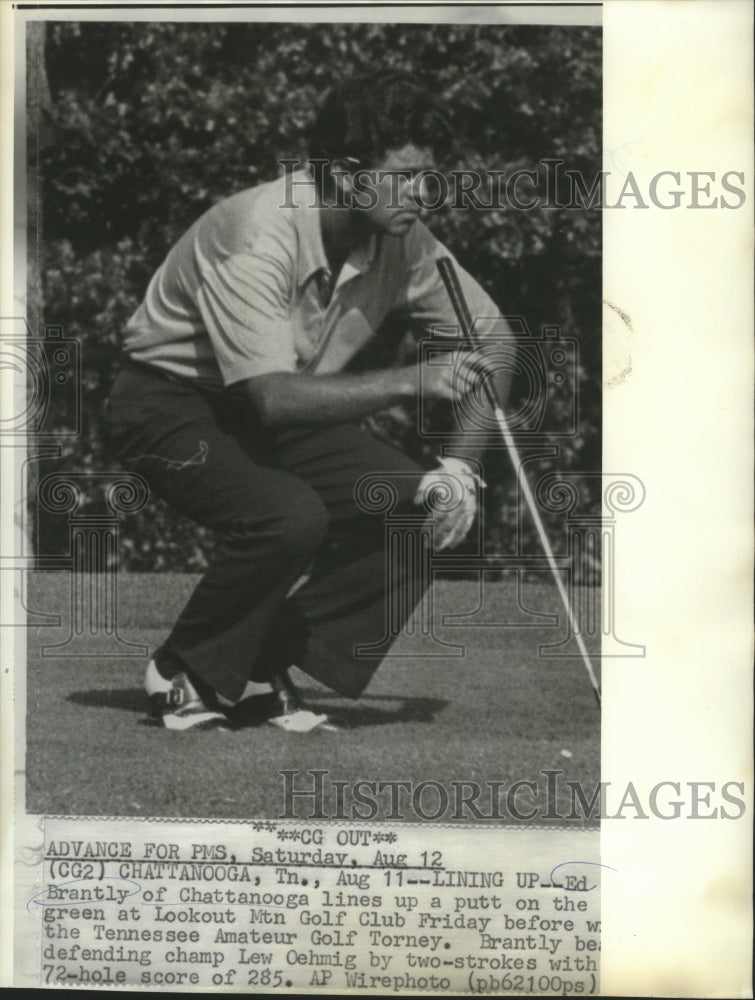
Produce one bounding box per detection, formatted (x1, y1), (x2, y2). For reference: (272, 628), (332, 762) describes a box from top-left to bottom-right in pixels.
(25, 572), (600, 824)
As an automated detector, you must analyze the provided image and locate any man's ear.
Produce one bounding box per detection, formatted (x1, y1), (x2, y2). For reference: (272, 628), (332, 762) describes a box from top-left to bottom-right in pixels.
(329, 157), (361, 196)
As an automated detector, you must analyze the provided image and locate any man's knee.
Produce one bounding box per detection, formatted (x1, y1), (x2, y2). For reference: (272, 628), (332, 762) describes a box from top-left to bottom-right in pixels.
(276, 486), (329, 557)
(353, 467), (424, 519)
(221, 477), (328, 548)
(221, 485), (328, 563)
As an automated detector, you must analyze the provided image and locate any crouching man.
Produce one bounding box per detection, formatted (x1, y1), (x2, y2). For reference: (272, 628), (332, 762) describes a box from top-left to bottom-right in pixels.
(106, 71), (514, 733)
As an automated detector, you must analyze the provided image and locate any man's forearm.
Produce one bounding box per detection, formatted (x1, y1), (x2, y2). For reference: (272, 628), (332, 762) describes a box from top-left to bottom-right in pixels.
(446, 363), (514, 465)
(242, 369), (417, 427)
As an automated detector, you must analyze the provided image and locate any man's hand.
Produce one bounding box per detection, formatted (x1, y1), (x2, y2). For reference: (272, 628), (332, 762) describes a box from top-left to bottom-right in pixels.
(414, 457), (486, 551)
(416, 349), (495, 403)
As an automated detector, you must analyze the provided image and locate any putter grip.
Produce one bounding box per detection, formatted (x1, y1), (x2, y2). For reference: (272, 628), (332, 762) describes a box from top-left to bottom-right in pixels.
(436, 257), (476, 345)
(436, 256), (499, 410)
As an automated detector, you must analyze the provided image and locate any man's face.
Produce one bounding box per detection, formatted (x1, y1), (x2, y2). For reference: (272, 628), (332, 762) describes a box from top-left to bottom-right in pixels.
(349, 144), (437, 236)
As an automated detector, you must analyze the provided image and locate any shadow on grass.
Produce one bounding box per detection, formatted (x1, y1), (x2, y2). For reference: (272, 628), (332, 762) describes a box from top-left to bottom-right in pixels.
(68, 687), (146, 713)
(301, 696), (449, 727)
(67, 688), (449, 728)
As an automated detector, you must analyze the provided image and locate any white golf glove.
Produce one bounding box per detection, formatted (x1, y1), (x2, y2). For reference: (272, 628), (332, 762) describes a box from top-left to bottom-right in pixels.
(414, 457), (486, 551)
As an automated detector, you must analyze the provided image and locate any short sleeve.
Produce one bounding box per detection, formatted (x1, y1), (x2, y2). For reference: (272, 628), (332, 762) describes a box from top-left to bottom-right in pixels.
(195, 239), (298, 386)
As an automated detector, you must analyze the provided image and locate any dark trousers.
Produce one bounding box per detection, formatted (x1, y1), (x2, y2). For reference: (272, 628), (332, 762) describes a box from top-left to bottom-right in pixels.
(106, 361), (427, 701)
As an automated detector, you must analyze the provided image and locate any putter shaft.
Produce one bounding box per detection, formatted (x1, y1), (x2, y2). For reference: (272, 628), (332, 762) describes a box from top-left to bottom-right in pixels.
(436, 256), (602, 708)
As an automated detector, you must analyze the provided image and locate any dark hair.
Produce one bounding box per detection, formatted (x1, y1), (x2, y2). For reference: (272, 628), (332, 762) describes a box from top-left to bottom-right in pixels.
(309, 71), (452, 167)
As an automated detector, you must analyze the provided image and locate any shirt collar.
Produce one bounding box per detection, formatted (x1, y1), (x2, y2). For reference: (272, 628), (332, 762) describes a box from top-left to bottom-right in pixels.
(289, 172), (328, 288)
(334, 235), (377, 288)
(288, 169), (377, 290)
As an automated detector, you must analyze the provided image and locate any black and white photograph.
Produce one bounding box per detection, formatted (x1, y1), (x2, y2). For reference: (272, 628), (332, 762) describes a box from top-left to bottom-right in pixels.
(23, 9), (604, 821)
(2, 1), (752, 996)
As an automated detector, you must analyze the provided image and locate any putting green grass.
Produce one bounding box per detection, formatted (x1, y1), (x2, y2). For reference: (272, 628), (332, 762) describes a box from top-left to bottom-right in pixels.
(24, 572), (600, 823)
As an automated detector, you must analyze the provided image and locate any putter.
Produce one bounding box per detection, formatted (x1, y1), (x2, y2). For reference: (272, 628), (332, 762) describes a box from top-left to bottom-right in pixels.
(436, 256), (602, 709)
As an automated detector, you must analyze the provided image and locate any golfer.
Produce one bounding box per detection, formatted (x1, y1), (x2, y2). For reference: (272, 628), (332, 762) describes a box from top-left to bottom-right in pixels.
(106, 71), (514, 732)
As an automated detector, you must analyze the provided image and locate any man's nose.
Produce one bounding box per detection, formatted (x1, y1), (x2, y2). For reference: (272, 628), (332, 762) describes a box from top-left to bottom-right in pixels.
(409, 172), (444, 208)
(407, 175), (427, 206)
